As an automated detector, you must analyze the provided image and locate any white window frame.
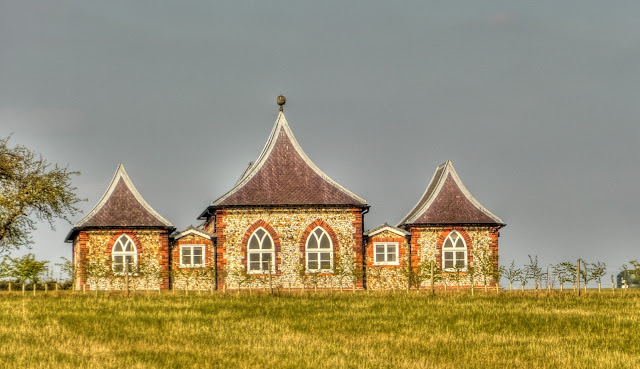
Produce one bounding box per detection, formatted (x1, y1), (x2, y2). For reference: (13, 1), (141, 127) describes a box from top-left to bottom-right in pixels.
(180, 244), (205, 268)
(373, 242), (399, 266)
(247, 227), (275, 274)
(305, 226), (333, 273)
(112, 234), (137, 275)
(442, 230), (467, 271)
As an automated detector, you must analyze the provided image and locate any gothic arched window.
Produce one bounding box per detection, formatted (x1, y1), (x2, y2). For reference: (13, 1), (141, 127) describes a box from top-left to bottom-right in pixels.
(247, 227), (275, 273)
(306, 227), (333, 273)
(112, 234), (137, 274)
(442, 231), (467, 271)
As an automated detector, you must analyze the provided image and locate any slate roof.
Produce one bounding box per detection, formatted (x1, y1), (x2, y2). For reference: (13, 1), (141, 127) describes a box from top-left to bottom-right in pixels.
(65, 164), (173, 242)
(364, 223), (410, 237)
(207, 111), (367, 209)
(398, 161), (504, 226)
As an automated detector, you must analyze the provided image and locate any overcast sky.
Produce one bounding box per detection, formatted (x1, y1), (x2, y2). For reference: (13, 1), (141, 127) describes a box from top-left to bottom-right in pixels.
(1, 1), (638, 282)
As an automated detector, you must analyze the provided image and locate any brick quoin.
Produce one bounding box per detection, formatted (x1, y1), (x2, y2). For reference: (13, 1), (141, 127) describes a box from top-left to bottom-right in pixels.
(215, 209), (227, 288)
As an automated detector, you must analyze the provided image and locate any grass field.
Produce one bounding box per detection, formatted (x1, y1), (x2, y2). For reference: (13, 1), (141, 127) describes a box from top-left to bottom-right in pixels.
(0, 290), (638, 368)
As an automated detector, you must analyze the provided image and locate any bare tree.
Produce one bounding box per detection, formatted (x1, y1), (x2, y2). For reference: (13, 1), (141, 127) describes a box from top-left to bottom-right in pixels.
(554, 262), (576, 291)
(524, 255), (544, 290)
(590, 262), (607, 293)
(504, 261), (521, 291)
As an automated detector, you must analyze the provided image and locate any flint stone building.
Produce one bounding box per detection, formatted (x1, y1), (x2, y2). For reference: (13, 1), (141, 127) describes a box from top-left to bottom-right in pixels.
(65, 98), (505, 291)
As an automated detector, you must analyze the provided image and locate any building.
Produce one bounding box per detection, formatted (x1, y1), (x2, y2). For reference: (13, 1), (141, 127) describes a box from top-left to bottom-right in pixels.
(65, 97), (505, 291)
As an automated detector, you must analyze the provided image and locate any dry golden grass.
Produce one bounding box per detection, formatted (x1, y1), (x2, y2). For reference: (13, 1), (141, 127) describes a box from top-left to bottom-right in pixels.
(0, 290), (638, 368)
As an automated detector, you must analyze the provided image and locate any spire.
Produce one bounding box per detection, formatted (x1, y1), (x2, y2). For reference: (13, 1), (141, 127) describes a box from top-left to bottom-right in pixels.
(72, 163), (173, 228)
(398, 160), (504, 226)
(206, 105), (367, 209)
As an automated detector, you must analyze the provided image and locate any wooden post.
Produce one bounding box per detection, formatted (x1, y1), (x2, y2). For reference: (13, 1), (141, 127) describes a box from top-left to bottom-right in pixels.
(22, 283), (25, 296)
(268, 261), (273, 295)
(33, 283), (36, 296)
(430, 261), (435, 295)
(611, 275), (615, 293)
(8, 281), (11, 293)
(55, 283), (59, 292)
(82, 284), (86, 294)
(45, 283), (48, 294)
(576, 259), (581, 296)
(125, 262), (130, 297)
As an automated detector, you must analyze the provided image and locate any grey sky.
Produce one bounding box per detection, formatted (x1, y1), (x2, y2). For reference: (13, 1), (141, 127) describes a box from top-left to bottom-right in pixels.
(1, 1), (638, 281)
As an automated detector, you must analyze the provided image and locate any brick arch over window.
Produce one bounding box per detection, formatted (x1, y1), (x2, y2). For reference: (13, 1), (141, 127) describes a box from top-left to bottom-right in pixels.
(299, 219), (340, 274)
(436, 228), (473, 268)
(105, 231), (146, 255)
(241, 220), (281, 275)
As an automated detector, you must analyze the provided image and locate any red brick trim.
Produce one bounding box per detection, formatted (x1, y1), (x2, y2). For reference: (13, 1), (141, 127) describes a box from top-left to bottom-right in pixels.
(171, 234), (214, 270)
(299, 219), (339, 274)
(240, 220), (282, 275)
(366, 235), (407, 268)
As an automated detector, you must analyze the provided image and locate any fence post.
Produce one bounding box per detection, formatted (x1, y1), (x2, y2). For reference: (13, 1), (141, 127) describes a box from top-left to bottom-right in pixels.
(8, 282), (11, 293)
(33, 283), (36, 296)
(430, 261), (435, 295)
(22, 283), (26, 296)
(125, 262), (130, 297)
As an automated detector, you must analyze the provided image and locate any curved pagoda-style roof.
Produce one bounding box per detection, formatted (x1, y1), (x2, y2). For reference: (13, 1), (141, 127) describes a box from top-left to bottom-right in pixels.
(65, 164), (173, 242)
(398, 160), (504, 227)
(204, 110), (367, 211)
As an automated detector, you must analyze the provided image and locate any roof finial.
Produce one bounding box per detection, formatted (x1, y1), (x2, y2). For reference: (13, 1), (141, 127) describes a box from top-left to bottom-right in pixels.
(277, 95), (286, 111)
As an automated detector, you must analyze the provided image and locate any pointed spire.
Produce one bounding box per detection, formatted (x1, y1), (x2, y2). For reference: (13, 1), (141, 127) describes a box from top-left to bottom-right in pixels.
(208, 107), (366, 208)
(398, 160), (504, 226)
(73, 163), (173, 228)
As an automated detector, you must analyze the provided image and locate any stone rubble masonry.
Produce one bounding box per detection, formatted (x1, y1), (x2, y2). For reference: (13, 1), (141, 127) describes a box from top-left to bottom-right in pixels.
(213, 207), (365, 290)
(409, 225), (500, 288)
(73, 228), (170, 290)
(170, 234), (215, 290)
(365, 230), (410, 290)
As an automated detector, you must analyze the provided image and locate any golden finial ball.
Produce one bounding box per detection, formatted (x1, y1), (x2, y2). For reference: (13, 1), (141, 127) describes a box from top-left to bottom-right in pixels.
(277, 95), (286, 106)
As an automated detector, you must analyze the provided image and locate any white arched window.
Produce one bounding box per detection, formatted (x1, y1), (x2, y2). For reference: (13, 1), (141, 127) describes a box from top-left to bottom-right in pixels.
(442, 231), (467, 271)
(112, 234), (137, 274)
(306, 227), (333, 273)
(247, 227), (275, 273)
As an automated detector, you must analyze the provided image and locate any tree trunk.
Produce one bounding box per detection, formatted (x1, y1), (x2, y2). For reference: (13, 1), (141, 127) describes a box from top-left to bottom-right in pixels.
(576, 259), (581, 296)
(430, 261), (435, 295)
